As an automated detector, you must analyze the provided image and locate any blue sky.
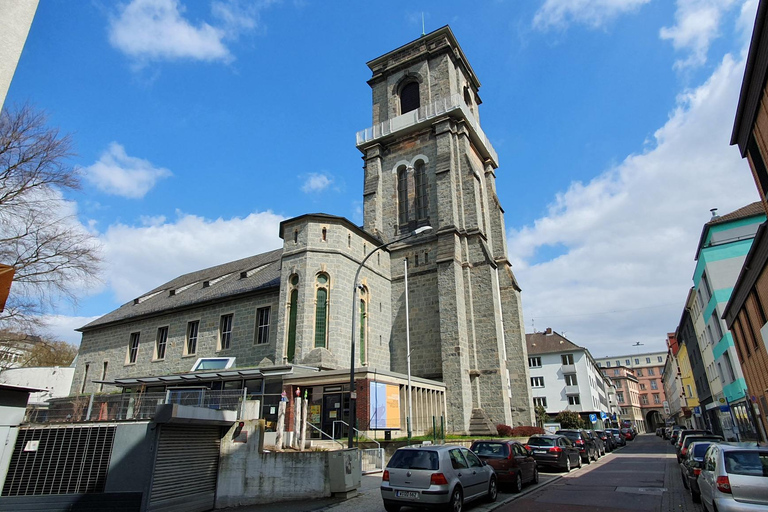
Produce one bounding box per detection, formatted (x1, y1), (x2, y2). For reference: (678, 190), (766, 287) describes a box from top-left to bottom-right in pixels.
(5, 0), (761, 357)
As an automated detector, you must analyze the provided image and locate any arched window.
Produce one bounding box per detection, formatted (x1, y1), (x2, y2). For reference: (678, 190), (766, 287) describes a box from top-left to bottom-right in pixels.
(359, 287), (368, 365)
(315, 273), (330, 348)
(396, 160), (429, 231)
(400, 82), (419, 114)
(286, 274), (299, 362)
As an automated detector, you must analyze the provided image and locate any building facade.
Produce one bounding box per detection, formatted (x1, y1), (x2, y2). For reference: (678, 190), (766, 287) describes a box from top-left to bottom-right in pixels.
(725, 0), (768, 443)
(691, 203), (764, 440)
(594, 350), (667, 432)
(526, 329), (613, 429)
(605, 366), (644, 432)
(72, 26), (533, 436)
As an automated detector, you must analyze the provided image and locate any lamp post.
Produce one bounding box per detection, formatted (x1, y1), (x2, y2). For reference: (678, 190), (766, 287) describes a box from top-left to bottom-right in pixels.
(348, 225), (432, 449)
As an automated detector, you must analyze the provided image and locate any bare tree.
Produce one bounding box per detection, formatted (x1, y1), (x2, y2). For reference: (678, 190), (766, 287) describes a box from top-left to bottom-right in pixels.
(0, 104), (101, 330)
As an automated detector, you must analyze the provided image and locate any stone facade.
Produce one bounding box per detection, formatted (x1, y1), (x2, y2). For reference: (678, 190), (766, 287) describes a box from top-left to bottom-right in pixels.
(72, 26), (533, 432)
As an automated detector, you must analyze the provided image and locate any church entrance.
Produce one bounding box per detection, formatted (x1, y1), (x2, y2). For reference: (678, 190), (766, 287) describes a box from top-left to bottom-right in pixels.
(321, 391), (349, 439)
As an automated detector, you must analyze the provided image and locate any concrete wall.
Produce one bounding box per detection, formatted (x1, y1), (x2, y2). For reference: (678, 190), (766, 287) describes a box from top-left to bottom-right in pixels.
(216, 420), (332, 508)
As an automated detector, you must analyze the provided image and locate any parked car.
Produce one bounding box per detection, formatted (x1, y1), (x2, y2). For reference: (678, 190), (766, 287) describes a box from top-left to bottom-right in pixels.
(678, 434), (723, 463)
(680, 441), (719, 503)
(607, 428), (627, 447)
(595, 430), (615, 452)
(586, 430), (605, 456)
(675, 429), (713, 460)
(620, 427), (635, 441)
(698, 443), (768, 512)
(469, 440), (538, 492)
(656, 427), (664, 436)
(525, 434), (582, 472)
(670, 425), (684, 445)
(555, 429), (598, 463)
(381, 444), (497, 512)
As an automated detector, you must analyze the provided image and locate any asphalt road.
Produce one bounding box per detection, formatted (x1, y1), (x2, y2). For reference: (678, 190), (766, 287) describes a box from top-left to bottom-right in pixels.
(222, 433), (700, 512)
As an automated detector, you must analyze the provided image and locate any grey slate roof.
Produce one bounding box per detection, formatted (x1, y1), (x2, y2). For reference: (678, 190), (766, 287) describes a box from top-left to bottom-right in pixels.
(79, 248), (283, 332)
(525, 330), (582, 355)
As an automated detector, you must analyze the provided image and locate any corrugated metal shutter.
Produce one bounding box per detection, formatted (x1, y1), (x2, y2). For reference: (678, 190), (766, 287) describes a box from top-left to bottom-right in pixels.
(2, 426), (115, 496)
(148, 425), (221, 512)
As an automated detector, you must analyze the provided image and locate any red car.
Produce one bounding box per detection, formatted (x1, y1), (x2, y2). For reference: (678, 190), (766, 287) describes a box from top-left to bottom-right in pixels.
(470, 440), (538, 493)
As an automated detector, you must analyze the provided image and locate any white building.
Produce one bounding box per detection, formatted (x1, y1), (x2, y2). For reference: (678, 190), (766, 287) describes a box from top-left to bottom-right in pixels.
(526, 329), (613, 428)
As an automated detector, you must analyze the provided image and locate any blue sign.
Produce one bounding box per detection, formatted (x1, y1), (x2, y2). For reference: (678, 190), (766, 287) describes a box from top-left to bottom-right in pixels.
(589, 413), (597, 424)
(693, 406), (701, 415)
(719, 405), (730, 413)
(611, 413), (617, 420)
(600, 412), (608, 420)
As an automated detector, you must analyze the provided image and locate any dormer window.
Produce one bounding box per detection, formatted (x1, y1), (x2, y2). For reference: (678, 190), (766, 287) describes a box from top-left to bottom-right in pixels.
(400, 82), (419, 114)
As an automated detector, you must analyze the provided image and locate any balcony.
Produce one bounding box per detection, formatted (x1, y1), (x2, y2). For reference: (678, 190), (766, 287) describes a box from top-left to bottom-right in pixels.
(356, 93), (499, 165)
(565, 385), (580, 395)
(561, 364), (576, 374)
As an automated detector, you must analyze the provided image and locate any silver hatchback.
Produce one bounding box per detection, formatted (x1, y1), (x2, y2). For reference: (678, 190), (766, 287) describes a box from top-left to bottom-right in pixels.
(698, 443), (768, 512)
(381, 444), (497, 512)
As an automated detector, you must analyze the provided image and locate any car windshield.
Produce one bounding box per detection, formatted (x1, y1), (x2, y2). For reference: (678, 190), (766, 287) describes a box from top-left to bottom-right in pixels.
(724, 451), (768, 477)
(558, 431), (580, 440)
(527, 437), (556, 447)
(388, 449), (439, 470)
(471, 442), (509, 458)
(683, 436), (721, 449)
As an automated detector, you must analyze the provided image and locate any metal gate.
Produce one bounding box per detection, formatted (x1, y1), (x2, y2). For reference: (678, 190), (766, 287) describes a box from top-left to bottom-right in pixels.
(359, 448), (384, 474)
(148, 424), (221, 512)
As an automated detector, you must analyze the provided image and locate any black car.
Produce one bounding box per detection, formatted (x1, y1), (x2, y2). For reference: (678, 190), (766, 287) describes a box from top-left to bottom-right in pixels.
(525, 434), (582, 472)
(674, 429), (712, 459)
(594, 430), (615, 452)
(586, 430), (605, 456)
(555, 429), (598, 463)
(677, 434), (722, 463)
(679, 440), (717, 503)
(607, 428), (627, 447)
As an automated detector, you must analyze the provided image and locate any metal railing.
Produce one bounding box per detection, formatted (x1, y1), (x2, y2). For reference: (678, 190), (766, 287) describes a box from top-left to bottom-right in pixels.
(27, 389), (245, 424)
(306, 422), (345, 449)
(355, 93), (498, 163)
(333, 420), (380, 449)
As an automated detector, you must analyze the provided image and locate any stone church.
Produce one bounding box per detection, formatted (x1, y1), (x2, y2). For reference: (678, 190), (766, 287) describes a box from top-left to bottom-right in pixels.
(73, 26), (533, 435)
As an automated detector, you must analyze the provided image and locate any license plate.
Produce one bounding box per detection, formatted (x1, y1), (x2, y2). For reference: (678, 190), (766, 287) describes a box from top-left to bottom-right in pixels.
(396, 491), (419, 499)
(534, 449), (547, 454)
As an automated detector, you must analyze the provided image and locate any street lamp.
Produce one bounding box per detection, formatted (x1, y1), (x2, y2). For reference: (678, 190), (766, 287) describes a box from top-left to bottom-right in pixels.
(348, 225), (432, 448)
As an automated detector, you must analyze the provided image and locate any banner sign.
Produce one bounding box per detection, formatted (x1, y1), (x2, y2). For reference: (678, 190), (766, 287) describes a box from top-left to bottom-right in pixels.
(369, 382), (400, 429)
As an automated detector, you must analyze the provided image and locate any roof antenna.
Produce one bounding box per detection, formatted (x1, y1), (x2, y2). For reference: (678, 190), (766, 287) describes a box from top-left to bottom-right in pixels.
(421, 12), (426, 36)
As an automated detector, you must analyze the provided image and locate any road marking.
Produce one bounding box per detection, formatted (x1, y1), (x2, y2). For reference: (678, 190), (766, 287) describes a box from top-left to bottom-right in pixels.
(614, 487), (667, 496)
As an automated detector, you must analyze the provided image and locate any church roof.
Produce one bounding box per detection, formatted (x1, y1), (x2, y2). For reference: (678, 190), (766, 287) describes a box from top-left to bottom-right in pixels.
(525, 329), (583, 355)
(79, 248), (283, 332)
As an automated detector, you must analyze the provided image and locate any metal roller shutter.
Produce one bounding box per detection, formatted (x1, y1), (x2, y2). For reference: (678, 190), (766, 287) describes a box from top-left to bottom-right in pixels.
(148, 425), (221, 512)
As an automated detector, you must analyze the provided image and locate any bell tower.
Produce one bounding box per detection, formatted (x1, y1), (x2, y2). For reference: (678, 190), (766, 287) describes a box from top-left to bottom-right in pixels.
(356, 26), (533, 432)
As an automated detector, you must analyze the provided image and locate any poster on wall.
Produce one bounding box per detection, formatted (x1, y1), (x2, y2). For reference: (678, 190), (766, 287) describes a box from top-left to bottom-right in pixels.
(370, 382), (401, 429)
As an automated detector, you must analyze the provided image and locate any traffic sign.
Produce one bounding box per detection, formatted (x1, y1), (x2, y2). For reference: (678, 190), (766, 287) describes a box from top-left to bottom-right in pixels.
(589, 413), (597, 424)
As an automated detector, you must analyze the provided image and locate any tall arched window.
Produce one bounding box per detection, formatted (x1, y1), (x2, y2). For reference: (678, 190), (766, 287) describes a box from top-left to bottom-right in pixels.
(286, 274), (299, 362)
(400, 82), (419, 114)
(397, 160), (429, 231)
(315, 273), (330, 348)
(359, 287), (368, 365)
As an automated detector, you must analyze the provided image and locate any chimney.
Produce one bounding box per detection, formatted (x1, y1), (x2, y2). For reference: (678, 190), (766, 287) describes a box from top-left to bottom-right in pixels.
(545, 327), (552, 335)
(710, 208), (719, 219)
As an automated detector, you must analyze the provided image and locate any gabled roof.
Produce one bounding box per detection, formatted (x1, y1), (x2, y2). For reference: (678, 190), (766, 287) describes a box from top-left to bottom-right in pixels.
(79, 248), (283, 332)
(694, 202), (764, 259)
(525, 330), (582, 355)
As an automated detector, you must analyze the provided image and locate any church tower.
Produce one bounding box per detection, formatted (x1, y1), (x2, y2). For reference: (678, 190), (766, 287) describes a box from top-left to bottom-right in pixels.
(356, 27), (533, 432)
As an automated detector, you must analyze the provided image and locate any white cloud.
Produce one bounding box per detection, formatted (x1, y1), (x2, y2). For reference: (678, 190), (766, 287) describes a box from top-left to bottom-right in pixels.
(508, 50), (758, 356)
(100, 210), (284, 302)
(533, 0), (650, 30)
(660, 0), (741, 69)
(83, 142), (172, 199)
(108, 0), (270, 64)
(301, 173), (333, 193)
(39, 315), (101, 346)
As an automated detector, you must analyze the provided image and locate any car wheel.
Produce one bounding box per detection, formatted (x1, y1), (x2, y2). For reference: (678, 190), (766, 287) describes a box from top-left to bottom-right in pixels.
(448, 486), (463, 512)
(533, 467), (539, 484)
(384, 504), (401, 512)
(486, 477), (498, 503)
(576, 454), (582, 468)
(583, 454), (591, 465)
(691, 490), (701, 504)
(565, 456), (571, 472)
(591, 449), (597, 462)
(512, 471), (523, 493)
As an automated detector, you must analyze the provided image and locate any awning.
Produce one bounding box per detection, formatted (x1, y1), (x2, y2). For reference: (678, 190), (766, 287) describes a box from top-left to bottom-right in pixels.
(99, 365), (296, 388)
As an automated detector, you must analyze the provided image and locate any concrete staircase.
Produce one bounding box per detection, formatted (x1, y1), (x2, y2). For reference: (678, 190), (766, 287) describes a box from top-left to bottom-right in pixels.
(468, 408), (497, 436)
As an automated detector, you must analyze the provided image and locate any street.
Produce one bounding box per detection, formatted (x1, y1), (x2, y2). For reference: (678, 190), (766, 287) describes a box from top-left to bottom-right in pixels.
(307, 434), (698, 512)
